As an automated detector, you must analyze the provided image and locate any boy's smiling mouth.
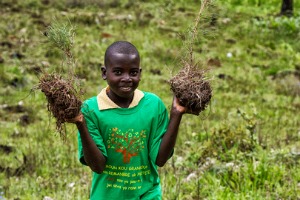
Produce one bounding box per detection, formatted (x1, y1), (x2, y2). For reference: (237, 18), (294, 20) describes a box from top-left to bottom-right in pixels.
(119, 86), (132, 92)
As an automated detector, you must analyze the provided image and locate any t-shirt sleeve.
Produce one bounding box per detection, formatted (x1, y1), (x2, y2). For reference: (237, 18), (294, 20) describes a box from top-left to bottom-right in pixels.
(77, 101), (108, 165)
(148, 99), (170, 164)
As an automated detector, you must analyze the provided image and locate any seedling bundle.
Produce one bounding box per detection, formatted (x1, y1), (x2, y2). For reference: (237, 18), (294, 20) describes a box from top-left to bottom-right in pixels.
(169, 0), (212, 115)
(37, 20), (82, 138)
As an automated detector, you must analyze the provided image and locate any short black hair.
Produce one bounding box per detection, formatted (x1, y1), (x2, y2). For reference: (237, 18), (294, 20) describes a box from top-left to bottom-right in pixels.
(104, 41), (140, 66)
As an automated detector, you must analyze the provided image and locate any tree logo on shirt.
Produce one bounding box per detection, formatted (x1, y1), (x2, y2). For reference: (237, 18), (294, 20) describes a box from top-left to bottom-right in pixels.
(107, 128), (147, 163)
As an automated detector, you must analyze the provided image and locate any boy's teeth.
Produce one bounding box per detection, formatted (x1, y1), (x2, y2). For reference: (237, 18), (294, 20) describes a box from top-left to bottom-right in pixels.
(121, 87), (131, 90)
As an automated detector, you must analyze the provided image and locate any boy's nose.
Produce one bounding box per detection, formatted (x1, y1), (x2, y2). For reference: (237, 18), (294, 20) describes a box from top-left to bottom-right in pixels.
(121, 74), (132, 82)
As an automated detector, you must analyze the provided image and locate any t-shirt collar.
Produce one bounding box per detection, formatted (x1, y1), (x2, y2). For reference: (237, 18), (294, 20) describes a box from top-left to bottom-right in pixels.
(97, 86), (144, 110)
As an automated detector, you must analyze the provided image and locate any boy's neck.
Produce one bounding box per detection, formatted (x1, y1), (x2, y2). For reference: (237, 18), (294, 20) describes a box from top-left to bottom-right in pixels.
(106, 90), (134, 108)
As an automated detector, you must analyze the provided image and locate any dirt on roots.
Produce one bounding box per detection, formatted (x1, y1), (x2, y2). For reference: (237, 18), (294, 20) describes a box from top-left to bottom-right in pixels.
(38, 73), (82, 135)
(169, 62), (212, 115)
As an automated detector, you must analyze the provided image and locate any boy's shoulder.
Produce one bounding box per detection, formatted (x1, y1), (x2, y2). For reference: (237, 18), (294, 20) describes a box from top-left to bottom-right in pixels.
(84, 96), (97, 103)
(141, 91), (162, 102)
(82, 96), (98, 108)
(141, 91), (166, 109)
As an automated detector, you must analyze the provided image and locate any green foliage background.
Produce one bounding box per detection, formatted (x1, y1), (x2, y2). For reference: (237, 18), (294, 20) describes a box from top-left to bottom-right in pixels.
(0, 0), (299, 199)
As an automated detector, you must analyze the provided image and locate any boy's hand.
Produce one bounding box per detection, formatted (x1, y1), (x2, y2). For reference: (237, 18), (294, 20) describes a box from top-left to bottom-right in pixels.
(172, 96), (186, 114)
(172, 96), (201, 116)
(65, 112), (84, 124)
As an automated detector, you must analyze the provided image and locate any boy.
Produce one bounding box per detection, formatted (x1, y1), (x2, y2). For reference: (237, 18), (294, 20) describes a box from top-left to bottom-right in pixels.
(70, 41), (195, 199)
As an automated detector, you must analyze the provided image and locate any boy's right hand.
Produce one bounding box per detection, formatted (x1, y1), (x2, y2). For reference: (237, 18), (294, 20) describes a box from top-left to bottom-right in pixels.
(65, 112), (84, 124)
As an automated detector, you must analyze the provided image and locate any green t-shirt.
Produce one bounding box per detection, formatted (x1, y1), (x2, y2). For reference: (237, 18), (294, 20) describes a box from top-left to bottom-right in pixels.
(78, 91), (169, 200)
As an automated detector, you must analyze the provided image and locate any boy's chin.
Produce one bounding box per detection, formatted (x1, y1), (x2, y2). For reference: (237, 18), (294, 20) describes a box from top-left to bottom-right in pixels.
(117, 91), (135, 99)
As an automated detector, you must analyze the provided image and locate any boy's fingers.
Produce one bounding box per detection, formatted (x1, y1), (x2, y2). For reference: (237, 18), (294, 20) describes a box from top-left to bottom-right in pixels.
(172, 96), (187, 113)
(65, 113), (83, 123)
(173, 96), (202, 115)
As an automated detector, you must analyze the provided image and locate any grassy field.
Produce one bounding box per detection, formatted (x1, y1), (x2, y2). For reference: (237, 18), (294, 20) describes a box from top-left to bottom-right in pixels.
(0, 0), (299, 199)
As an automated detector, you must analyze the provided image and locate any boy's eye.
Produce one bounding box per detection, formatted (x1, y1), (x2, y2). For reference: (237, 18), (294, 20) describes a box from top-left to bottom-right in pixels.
(113, 70), (122, 75)
(130, 71), (138, 76)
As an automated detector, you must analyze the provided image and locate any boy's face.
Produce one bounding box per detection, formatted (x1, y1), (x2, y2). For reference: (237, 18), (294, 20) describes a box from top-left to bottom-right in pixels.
(102, 53), (141, 103)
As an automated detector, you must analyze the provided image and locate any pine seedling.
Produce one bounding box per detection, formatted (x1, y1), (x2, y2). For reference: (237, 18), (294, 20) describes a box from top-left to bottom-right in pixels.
(169, 0), (212, 115)
(46, 19), (75, 61)
(37, 19), (82, 139)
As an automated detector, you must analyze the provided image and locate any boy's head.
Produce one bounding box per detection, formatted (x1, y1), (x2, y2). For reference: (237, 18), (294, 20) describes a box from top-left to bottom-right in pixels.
(104, 41), (140, 67)
(102, 41), (142, 103)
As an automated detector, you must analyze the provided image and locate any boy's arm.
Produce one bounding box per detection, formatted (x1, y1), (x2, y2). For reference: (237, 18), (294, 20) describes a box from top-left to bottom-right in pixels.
(71, 114), (106, 174)
(155, 97), (186, 167)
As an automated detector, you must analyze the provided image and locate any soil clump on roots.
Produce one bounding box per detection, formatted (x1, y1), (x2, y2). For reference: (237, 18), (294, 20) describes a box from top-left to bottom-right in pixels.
(38, 73), (82, 136)
(170, 62), (212, 114)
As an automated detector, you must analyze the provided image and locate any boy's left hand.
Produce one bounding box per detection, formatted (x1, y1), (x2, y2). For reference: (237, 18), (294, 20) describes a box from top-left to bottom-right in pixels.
(172, 96), (201, 116)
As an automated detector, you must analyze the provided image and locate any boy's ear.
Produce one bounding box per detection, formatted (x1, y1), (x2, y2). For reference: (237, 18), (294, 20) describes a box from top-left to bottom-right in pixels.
(139, 68), (142, 79)
(101, 66), (107, 80)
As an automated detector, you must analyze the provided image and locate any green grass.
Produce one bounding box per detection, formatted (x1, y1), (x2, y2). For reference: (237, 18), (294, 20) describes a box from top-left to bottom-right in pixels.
(0, 0), (299, 199)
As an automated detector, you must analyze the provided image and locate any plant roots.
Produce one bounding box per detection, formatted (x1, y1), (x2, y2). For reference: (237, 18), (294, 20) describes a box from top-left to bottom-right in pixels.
(38, 73), (82, 136)
(169, 62), (212, 115)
